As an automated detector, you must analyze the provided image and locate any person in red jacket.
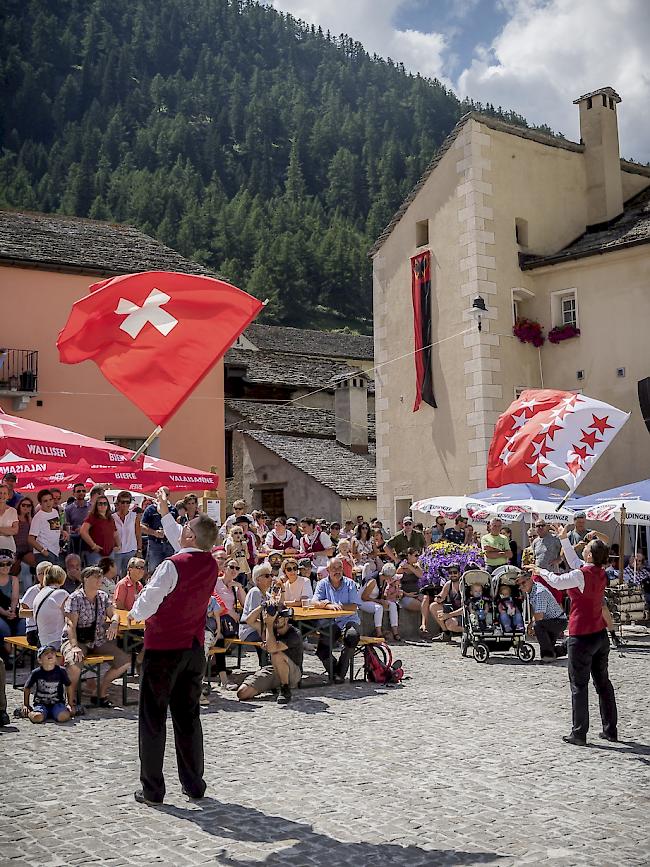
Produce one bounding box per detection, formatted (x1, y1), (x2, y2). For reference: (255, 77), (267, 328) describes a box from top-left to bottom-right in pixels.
(527, 524), (618, 747)
(129, 513), (219, 805)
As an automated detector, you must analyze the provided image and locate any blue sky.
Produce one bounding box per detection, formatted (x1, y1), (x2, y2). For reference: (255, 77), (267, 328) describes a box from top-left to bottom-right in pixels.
(267, 1), (649, 161)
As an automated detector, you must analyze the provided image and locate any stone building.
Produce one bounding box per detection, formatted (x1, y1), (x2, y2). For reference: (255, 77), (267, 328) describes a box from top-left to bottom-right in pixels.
(224, 326), (376, 520)
(370, 87), (650, 528)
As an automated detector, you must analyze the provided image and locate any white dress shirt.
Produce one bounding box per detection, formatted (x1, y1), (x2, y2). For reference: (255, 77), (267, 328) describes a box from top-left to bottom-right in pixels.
(162, 512), (183, 552)
(535, 538), (585, 593)
(129, 546), (201, 621)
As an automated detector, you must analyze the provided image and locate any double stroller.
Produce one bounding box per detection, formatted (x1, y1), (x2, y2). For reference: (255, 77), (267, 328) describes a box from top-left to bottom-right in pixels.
(459, 565), (536, 663)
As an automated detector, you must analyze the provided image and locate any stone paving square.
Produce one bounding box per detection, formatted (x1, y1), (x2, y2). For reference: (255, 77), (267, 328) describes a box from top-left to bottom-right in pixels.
(1, 638), (649, 866)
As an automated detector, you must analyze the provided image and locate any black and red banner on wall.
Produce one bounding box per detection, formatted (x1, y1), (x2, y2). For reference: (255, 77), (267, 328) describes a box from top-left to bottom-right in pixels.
(411, 250), (437, 412)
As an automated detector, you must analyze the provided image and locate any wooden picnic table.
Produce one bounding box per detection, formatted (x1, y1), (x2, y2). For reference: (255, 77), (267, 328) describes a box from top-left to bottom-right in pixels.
(290, 605), (357, 682)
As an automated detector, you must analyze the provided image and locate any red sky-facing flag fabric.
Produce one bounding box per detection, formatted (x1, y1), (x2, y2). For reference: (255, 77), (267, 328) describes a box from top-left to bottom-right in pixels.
(57, 271), (264, 426)
(487, 389), (629, 493)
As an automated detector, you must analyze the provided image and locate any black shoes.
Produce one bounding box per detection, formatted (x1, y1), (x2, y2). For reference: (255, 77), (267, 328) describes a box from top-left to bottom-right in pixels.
(134, 790), (163, 806)
(182, 787), (206, 800)
(0, 710), (10, 727)
(562, 734), (587, 746)
(276, 684), (292, 705)
(539, 655), (556, 664)
(599, 731), (618, 742)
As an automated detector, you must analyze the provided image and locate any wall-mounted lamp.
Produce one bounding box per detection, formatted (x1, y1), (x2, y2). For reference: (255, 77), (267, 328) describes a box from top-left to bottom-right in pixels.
(471, 295), (487, 332)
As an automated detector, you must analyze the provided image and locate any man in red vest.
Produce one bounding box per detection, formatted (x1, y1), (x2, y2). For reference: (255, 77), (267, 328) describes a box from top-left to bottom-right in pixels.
(527, 524), (618, 746)
(129, 513), (219, 805)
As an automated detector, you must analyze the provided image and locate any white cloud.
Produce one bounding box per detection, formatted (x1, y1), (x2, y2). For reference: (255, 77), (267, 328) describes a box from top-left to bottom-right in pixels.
(267, 1), (451, 82)
(457, 0), (650, 161)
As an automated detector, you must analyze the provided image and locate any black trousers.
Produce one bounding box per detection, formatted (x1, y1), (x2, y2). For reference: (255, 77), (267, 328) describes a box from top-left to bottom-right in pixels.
(533, 617), (567, 658)
(316, 623), (360, 677)
(139, 641), (206, 801)
(567, 629), (618, 740)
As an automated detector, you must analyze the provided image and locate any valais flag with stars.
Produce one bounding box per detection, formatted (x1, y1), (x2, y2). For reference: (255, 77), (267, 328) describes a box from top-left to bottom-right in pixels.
(487, 389), (629, 493)
(57, 271), (263, 426)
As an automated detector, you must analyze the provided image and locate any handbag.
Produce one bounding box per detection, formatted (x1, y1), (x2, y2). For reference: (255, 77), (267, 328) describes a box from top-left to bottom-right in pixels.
(220, 613), (239, 638)
(76, 595), (99, 644)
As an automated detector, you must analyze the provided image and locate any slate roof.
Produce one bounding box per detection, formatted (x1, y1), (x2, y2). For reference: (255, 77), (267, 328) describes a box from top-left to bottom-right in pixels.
(0, 209), (214, 276)
(521, 185), (650, 270)
(226, 399), (376, 441)
(225, 348), (374, 392)
(245, 430), (376, 498)
(243, 323), (373, 360)
(369, 110), (650, 256)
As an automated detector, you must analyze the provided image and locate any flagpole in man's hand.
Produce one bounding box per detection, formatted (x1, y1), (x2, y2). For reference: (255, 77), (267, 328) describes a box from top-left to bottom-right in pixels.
(131, 426), (163, 462)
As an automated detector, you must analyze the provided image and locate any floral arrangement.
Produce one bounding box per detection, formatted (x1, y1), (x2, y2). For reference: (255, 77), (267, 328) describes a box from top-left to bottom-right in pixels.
(548, 323), (580, 343)
(513, 318), (545, 347)
(417, 541), (486, 589)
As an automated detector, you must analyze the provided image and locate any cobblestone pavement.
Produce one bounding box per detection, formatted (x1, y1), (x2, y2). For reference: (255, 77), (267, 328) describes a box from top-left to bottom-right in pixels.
(1, 635), (649, 867)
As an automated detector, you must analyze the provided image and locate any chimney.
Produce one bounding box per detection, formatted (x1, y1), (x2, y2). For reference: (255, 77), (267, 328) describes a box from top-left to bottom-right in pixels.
(574, 87), (623, 226)
(334, 372), (369, 454)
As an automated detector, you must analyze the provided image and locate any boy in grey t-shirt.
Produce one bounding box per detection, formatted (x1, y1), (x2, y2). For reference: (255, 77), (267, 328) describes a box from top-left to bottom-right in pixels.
(532, 522), (562, 572)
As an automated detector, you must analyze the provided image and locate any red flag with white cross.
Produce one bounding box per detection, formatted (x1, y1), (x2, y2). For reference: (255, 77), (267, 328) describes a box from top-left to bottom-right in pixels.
(57, 271), (263, 427)
(486, 389), (629, 492)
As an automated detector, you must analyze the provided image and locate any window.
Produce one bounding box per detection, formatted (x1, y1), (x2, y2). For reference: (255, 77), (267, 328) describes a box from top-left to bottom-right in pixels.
(511, 287), (535, 325)
(550, 288), (579, 329)
(261, 488), (285, 517)
(415, 220), (429, 247)
(515, 218), (528, 247)
(225, 429), (234, 479)
(105, 436), (146, 452)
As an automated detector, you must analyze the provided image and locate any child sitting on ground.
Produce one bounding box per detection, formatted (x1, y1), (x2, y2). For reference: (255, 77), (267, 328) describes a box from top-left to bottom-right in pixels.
(468, 582), (493, 631)
(22, 645), (74, 724)
(496, 583), (524, 633)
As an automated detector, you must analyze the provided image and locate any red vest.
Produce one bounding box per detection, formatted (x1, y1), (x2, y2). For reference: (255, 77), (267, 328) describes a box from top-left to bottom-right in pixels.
(301, 529), (325, 556)
(568, 564), (606, 636)
(271, 530), (295, 552)
(144, 551), (217, 651)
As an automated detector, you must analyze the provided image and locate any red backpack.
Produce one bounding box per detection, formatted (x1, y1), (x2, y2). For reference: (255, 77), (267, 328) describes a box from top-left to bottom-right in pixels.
(363, 643), (404, 684)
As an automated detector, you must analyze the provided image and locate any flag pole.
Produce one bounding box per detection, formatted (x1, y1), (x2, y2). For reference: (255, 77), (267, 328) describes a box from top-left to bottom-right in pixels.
(130, 426), (162, 462)
(618, 505), (626, 584)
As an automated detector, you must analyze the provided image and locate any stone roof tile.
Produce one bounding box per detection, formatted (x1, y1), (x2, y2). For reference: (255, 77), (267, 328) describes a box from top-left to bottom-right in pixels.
(244, 323), (373, 359)
(245, 430), (376, 498)
(225, 348), (374, 392)
(226, 399), (375, 441)
(0, 209), (214, 276)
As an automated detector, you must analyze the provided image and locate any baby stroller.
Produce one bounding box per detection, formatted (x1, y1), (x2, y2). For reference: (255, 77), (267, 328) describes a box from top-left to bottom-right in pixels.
(460, 565), (536, 663)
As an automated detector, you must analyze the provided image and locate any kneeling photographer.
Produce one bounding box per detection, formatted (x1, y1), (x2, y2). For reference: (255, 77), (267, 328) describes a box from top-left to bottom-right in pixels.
(237, 595), (303, 705)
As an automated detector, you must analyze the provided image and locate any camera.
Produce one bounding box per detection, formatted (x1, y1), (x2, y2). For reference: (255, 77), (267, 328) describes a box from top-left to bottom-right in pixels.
(261, 600), (294, 618)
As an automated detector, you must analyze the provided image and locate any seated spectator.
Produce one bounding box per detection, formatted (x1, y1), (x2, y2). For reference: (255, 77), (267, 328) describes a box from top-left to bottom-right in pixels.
(0, 482), (18, 559)
(267, 552), (283, 577)
(385, 517), (425, 563)
(28, 489), (63, 567)
(430, 517), (447, 543)
(112, 491), (142, 578)
(396, 548), (428, 636)
(113, 557), (145, 610)
(264, 516), (299, 554)
(239, 562), (273, 643)
(63, 553), (83, 594)
(203, 589), (230, 695)
(336, 539), (355, 580)
(286, 517), (301, 540)
(299, 517), (334, 569)
(98, 557), (118, 601)
(444, 516), (468, 546)
(211, 547), (227, 580)
(429, 566), (464, 641)
(215, 560), (247, 637)
(237, 607), (303, 704)
(20, 560), (52, 647)
(219, 499), (247, 540)
(313, 557), (362, 683)
(329, 522), (341, 547)
(281, 557), (313, 604)
(297, 557), (317, 589)
(340, 520), (355, 540)
(623, 552), (650, 587)
(231, 516), (258, 580)
(360, 562), (400, 641)
(22, 645), (73, 724)
(80, 496), (120, 567)
(61, 566), (130, 708)
(31, 565), (68, 650)
(0, 551), (24, 663)
(11, 496), (36, 575)
(481, 519), (511, 573)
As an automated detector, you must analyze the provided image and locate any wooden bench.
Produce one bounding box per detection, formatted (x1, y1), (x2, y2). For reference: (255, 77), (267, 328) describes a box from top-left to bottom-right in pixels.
(204, 638), (269, 689)
(5, 636), (130, 707)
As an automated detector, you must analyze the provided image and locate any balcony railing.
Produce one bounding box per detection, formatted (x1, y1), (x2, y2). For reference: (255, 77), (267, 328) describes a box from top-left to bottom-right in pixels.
(0, 349), (39, 394)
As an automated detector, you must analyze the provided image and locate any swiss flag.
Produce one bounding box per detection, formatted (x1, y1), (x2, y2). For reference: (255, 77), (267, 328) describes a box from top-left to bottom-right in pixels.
(487, 389), (629, 492)
(57, 271), (263, 426)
